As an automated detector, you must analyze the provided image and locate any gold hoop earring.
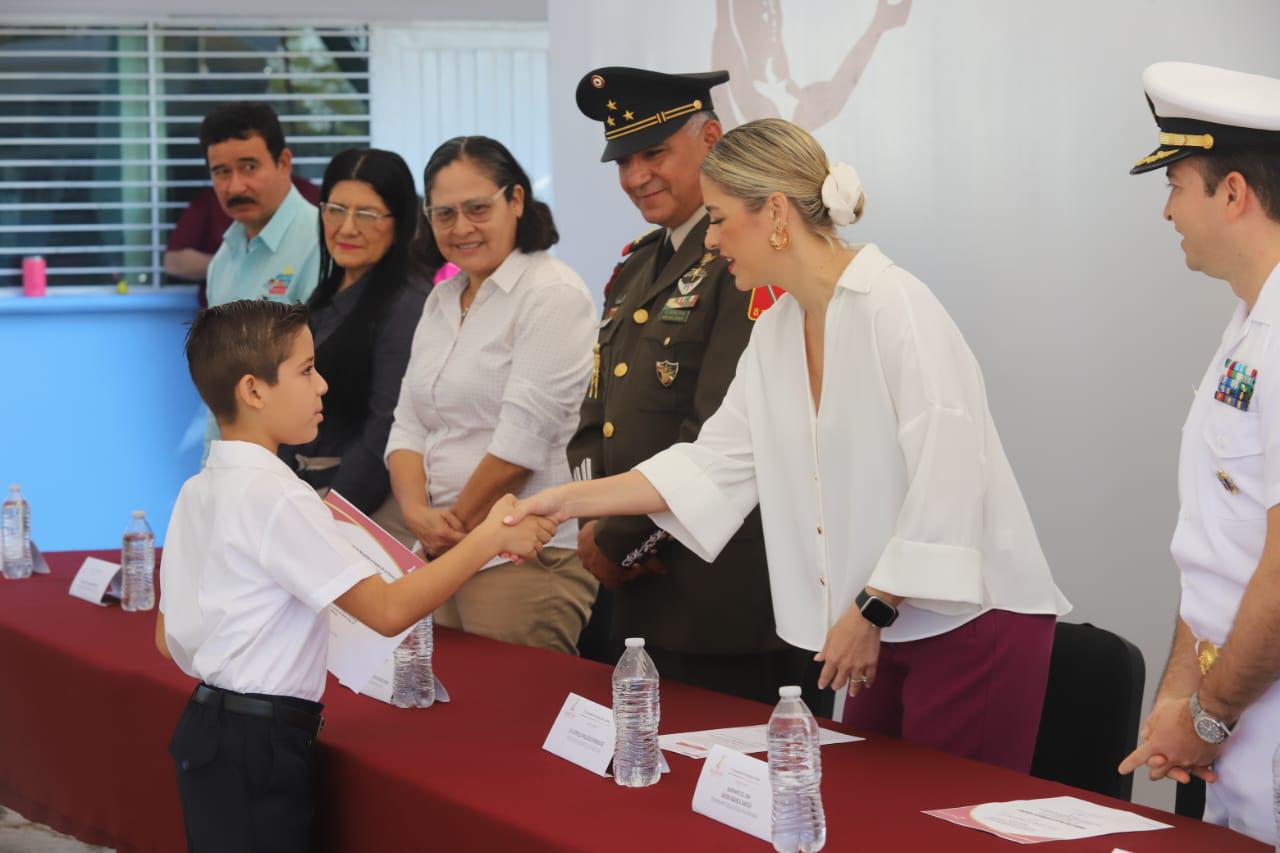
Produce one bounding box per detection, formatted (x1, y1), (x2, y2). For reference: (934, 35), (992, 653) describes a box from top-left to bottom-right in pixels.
(769, 224), (791, 251)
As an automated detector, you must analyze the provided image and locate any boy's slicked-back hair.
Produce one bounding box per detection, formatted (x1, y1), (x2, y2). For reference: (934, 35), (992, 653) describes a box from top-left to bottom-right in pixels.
(185, 299), (310, 421)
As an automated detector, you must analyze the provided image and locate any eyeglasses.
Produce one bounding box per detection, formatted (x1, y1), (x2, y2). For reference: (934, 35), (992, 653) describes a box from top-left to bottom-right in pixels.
(319, 202), (393, 231)
(423, 186), (509, 230)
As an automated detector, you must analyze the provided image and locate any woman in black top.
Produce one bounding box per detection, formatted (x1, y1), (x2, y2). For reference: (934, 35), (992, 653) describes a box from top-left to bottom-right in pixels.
(281, 148), (429, 519)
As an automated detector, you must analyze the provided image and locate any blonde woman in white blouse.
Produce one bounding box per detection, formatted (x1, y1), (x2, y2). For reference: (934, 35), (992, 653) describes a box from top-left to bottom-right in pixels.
(385, 136), (598, 654)
(509, 119), (1070, 770)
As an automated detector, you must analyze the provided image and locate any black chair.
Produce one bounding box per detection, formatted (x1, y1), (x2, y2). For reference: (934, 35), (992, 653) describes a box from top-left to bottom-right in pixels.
(1175, 775), (1206, 820)
(1030, 622), (1145, 801)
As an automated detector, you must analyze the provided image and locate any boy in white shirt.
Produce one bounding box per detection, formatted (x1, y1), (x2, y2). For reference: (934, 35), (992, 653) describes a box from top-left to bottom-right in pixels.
(156, 299), (555, 853)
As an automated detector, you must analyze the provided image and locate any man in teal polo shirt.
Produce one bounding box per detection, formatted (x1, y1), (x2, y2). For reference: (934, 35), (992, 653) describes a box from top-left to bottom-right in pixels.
(197, 102), (320, 453)
(200, 102), (320, 307)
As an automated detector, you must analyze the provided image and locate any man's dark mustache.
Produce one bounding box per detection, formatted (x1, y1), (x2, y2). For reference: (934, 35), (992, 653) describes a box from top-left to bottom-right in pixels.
(226, 195), (255, 207)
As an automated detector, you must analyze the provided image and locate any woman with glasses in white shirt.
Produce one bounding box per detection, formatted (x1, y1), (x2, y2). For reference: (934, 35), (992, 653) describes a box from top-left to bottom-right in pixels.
(508, 119), (1071, 770)
(385, 136), (598, 655)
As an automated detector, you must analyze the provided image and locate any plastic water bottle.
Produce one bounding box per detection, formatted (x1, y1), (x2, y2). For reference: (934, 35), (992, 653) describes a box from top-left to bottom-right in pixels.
(391, 624), (419, 708)
(1, 484), (33, 580)
(391, 617), (434, 708)
(414, 615), (436, 708)
(413, 615), (436, 708)
(121, 511), (155, 611)
(768, 686), (826, 853)
(612, 636), (661, 788)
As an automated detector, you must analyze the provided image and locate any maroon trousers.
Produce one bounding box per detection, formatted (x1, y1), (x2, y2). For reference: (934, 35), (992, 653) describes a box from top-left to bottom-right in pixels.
(842, 610), (1055, 773)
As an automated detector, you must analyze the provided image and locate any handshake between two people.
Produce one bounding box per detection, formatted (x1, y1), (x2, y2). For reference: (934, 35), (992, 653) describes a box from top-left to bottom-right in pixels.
(407, 489), (575, 565)
(485, 486), (581, 564)
(474, 493), (559, 564)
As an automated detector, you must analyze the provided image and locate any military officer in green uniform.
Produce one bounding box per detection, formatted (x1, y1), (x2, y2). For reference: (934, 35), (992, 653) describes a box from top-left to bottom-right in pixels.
(569, 66), (814, 708)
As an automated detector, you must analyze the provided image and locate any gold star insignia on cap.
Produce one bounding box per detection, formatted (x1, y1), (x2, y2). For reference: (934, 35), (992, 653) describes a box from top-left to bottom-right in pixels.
(607, 116), (616, 127)
(623, 110), (635, 121)
(607, 100), (617, 111)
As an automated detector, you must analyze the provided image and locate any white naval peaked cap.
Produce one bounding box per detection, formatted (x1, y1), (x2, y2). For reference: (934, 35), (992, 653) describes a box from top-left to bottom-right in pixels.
(1131, 61), (1280, 175)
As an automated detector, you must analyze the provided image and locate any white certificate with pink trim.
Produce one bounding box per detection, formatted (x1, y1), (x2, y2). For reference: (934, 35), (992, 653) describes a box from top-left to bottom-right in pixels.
(322, 490), (423, 694)
(924, 796), (1172, 844)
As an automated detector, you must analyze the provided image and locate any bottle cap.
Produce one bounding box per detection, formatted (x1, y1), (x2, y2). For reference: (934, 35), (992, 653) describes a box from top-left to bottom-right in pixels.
(779, 685), (802, 699)
(132, 510), (145, 518)
(624, 637), (646, 649)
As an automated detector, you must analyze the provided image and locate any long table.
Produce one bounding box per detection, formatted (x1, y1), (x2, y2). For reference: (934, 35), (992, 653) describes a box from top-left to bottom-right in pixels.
(0, 551), (1265, 852)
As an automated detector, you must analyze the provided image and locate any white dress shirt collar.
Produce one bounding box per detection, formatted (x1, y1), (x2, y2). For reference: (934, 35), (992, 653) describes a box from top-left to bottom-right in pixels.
(667, 205), (708, 253)
(205, 439), (294, 474)
(835, 243), (893, 294)
(437, 249), (535, 297)
(1245, 260), (1280, 325)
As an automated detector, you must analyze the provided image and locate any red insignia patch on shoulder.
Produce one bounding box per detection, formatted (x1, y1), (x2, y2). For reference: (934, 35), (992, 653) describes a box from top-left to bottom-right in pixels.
(603, 261), (625, 301)
(748, 285), (786, 321)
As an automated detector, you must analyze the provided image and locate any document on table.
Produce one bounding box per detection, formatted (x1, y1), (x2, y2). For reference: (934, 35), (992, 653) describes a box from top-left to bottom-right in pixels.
(323, 491), (430, 697)
(659, 724), (861, 759)
(924, 796), (1172, 844)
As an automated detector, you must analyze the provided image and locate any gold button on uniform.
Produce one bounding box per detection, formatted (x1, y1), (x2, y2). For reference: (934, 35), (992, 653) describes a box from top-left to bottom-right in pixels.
(633, 309), (649, 324)
(614, 363), (628, 378)
(603, 422), (615, 438)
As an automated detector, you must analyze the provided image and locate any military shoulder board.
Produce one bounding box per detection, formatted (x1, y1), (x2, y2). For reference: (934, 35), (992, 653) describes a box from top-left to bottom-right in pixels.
(605, 228), (665, 301)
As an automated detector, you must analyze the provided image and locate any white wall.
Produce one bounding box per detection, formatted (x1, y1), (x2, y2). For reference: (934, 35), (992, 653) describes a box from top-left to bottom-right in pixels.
(549, 0), (1280, 811)
(369, 22), (550, 196)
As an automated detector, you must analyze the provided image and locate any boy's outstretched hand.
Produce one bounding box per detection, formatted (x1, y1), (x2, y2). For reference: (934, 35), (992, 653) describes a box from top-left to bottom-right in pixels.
(482, 494), (557, 563)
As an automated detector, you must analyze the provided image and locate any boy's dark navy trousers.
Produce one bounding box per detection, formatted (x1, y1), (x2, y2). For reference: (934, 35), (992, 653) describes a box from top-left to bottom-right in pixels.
(168, 683), (324, 853)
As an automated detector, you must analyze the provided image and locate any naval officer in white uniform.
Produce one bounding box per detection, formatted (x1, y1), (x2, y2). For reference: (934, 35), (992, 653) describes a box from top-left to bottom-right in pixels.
(1120, 61), (1280, 846)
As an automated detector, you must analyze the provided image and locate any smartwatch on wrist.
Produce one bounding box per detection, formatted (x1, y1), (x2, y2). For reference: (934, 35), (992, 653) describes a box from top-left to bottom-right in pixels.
(855, 590), (899, 628)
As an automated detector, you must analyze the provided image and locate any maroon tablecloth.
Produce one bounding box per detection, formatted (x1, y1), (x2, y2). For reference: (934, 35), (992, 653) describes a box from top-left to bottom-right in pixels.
(0, 552), (1265, 852)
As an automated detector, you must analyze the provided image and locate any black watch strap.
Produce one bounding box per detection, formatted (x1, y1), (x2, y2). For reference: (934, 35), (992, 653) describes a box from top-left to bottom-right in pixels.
(855, 590), (899, 628)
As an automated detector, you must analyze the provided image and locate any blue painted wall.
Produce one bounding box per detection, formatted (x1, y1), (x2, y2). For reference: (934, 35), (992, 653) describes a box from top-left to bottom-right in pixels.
(0, 289), (202, 550)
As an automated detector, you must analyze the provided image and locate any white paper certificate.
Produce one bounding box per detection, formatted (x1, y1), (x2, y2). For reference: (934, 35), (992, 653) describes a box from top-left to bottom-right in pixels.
(660, 724), (861, 760)
(323, 491), (421, 694)
(924, 796), (1173, 844)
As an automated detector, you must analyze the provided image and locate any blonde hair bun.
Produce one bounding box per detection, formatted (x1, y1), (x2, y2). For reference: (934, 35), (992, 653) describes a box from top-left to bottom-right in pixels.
(702, 117), (864, 234)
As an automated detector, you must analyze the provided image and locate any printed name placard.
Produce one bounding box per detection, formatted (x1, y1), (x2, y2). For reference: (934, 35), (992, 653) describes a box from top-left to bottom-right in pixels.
(691, 744), (773, 842)
(68, 557), (122, 606)
(542, 693), (616, 776)
(542, 693), (671, 779)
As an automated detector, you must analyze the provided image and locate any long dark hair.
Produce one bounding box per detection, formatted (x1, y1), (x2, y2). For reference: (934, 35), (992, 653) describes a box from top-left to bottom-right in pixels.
(417, 136), (558, 269)
(311, 147), (418, 310)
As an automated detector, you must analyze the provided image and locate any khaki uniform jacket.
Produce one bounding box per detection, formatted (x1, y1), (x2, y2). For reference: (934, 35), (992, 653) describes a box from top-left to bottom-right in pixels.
(567, 214), (782, 655)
